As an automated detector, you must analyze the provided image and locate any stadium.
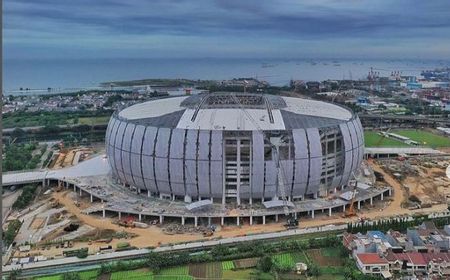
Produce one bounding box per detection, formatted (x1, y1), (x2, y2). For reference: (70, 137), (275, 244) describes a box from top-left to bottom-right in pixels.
(106, 92), (366, 209)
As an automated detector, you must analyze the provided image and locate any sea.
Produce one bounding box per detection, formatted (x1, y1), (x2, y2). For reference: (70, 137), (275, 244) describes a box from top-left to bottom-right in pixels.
(3, 58), (449, 95)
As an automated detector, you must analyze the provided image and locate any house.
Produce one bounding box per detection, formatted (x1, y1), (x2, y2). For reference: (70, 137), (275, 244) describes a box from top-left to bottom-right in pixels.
(355, 253), (390, 277)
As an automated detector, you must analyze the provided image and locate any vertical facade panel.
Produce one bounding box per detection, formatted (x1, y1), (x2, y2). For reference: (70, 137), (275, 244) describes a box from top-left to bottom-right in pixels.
(140, 126), (157, 192)
(210, 131), (223, 160)
(114, 122), (127, 183)
(306, 128), (322, 195)
(210, 131), (223, 198)
(130, 125), (146, 190)
(264, 160), (277, 199)
(142, 127), (157, 156)
(348, 121), (359, 181)
(155, 128), (171, 195)
(105, 117), (114, 155)
(169, 129), (185, 196)
(122, 124), (135, 185)
(169, 129), (185, 159)
(210, 161), (223, 197)
(251, 132), (264, 198)
(197, 131), (211, 197)
(355, 117), (365, 167)
(292, 129), (308, 196)
(339, 123), (353, 186)
(107, 118), (119, 176)
(142, 155), (157, 192)
(169, 159), (185, 196)
(197, 161), (210, 197)
(185, 130), (198, 197)
(279, 160), (294, 197)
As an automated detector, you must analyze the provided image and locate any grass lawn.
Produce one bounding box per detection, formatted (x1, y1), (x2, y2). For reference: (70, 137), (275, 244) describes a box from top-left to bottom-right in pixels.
(78, 270), (99, 280)
(272, 253), (295, 267)
(222, 260), (235, 270)
(291, 251), (309, 263)
(320, 247), (341, 258)
(222, 269), (273, 280)
(110, 269), (153, 280)
(394, 129), (450, 147)
(78, 116), (110, 125)
(35, 276), (61, 280)
(364, 131), (410, 147)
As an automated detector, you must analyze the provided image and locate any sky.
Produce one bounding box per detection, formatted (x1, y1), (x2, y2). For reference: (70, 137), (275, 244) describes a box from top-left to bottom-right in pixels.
(4, 0), (450, 60)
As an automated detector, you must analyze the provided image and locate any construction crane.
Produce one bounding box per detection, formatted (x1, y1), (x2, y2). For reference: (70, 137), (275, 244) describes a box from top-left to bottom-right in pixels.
(343, 172), (358, 218)
(230, 94), (298, 228)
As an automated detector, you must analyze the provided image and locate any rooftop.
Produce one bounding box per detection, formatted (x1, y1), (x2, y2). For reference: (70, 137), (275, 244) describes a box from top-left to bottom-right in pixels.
(117, 93), (354, 130)
(356, 253), (388, 265)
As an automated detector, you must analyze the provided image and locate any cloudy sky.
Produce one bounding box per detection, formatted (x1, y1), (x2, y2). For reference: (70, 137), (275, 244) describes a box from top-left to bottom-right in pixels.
(4, 0), (450, 60)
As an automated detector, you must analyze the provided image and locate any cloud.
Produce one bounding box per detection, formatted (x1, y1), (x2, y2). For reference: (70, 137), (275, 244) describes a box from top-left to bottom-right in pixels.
(3, 0), (450, 59)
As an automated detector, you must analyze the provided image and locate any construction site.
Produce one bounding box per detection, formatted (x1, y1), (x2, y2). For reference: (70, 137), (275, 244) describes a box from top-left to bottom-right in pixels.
(2, 93), (450, 267)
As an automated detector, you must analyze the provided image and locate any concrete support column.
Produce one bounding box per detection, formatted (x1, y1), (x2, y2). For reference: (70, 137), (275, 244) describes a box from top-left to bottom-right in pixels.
(139, 213), (142, 222)
(275, 214), (279, 222)
(343, 204), (346, 212)
(208, 217), (211, 227)
(147, 190), (151, 197)
(79, 188), (82, 197)
(381, 193), (384, 201)
(73, 185), (76, 192)
(250, 216), (253, 225)
(236, 217), (240, 226)
(370, 197), (373, 205)
(159, 215), (164, 224)
(102, 209), (106, 218)
(294, 212), (297, 219)
(311, 210), (315, 219)
(181, 216), (185, 225)
(221, 217), (224, 226)
(329, 207), (332, 216)
(249, 198), (252, 205)
(118, 212), (122, 219)
(137, 188), (141, 194)
(194, 216), (198, 227)
(358, 201), (361, 210)
(262, 216), (266, 225)
(90, 194), (93, 203)
(388, 188), (392, 196)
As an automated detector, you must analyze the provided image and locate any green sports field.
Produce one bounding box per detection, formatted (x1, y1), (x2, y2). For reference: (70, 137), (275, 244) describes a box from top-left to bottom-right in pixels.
(364, 129), (450, 148)
(364, 131), (410, 147)
(394, 129), (450, 147)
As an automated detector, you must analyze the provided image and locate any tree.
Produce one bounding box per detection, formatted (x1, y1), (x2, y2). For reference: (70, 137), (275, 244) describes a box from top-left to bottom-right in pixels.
(6, 269), (22, 280)
(257, 256), (273, 273)
(307, 262), (320, 276)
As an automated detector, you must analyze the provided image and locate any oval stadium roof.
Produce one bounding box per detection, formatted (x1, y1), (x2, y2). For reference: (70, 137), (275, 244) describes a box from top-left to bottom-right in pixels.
(118, 92), (353, 130)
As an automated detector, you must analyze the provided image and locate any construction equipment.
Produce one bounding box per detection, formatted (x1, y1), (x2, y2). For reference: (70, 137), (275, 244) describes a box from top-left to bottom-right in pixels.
(118, 216), (136, 228)
(343, 174), (358, 218)
(285, 215), (299, 229)
(231, 94), (298, 228)
(203, 230), (214, 237)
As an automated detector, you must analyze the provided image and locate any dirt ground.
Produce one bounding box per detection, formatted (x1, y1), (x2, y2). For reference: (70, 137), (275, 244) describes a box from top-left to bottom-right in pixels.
(19, 159), (449, 259)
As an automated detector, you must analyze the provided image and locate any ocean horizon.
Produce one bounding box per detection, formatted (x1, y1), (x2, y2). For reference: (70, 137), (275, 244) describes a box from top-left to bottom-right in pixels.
(3, 57), (448, 93)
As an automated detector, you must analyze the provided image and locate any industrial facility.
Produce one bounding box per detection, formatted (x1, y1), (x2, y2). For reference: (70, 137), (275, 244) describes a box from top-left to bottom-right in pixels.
(106, 92), (366, 208)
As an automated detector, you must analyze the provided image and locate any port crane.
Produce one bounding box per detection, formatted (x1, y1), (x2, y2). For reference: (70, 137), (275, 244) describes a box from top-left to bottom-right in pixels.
(231, 94), (298, 228)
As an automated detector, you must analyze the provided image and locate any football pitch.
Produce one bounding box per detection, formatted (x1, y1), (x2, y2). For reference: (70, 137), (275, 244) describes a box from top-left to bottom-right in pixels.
(364, 129), (450, 148)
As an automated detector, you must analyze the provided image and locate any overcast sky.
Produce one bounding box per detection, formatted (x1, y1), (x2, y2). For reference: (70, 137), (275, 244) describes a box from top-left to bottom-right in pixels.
(4, 0), (450, 60)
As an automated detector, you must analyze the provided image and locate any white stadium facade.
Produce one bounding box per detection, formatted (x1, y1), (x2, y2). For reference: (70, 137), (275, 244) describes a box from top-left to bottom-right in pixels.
(105, 92), (365, 207)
